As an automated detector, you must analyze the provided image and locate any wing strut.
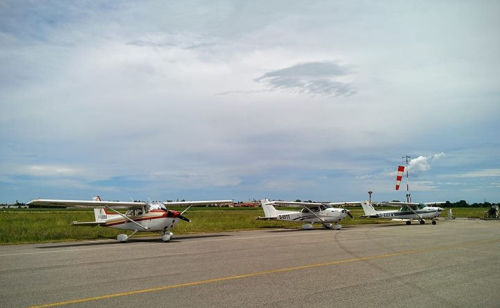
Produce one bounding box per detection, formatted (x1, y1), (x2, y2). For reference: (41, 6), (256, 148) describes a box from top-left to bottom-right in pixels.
(180, 205), (193, 215)
(403, 204), (424, 222)
(303, 205), (326, 223)
(104, 206), (149, 230)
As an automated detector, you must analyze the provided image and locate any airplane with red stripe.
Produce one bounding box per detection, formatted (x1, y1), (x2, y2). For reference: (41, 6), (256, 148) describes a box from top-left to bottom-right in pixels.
(28, 196), (232, 242)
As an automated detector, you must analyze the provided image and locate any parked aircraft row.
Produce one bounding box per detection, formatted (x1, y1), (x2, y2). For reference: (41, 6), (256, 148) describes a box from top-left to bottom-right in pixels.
(26, 161), (444, 242)
(27, 196), (444, 243)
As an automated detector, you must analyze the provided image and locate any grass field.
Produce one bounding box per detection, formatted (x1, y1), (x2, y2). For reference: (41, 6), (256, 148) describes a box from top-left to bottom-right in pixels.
(0, 207), (491, 244)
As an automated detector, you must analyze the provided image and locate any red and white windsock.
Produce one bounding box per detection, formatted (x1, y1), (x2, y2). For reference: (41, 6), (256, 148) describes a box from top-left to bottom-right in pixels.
(395, 165), (405, 190)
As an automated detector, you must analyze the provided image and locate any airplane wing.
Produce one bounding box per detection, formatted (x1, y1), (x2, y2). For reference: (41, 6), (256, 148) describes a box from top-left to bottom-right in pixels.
(162, 200), (233, 206)
(27, 199), (148, 209)
(424, 202), (446, 206)
(269, 201), (361, 207)
(269, 201), (324, 207)
(380, 201), (419, 207)
(382, 201), (446, 207)
(327, 201), (362, 207)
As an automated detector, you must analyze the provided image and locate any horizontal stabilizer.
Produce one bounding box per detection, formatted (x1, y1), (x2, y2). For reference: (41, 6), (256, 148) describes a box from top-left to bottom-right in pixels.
(256, 216), (277, 220)
(71, 221), (105, 226)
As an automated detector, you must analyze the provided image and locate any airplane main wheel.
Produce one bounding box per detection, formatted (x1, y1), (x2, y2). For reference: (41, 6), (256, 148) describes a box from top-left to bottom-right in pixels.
(420, 220), (425, 225)
(117, 234), (128, 242)
(323, 223), (333, 229)
(432, 220), (437, 225)
(301, 224), (314, 230)
(162, 232), (173, 242)
(406, 221), (411, 225)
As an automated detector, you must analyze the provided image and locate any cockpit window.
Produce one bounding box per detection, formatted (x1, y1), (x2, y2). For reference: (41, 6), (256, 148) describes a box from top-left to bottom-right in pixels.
(400, 203), (426, 211)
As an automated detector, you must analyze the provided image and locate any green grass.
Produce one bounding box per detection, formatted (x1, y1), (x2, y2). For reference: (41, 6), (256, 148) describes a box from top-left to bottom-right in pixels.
(0, 207), (490, 244)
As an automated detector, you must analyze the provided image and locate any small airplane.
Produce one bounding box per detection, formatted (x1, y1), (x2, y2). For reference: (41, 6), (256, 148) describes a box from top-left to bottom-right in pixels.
(359, 158), (445, 225)
(360, 201), (444, 225)
(257, 199), (357, 230)
(27, 196), (232, 242)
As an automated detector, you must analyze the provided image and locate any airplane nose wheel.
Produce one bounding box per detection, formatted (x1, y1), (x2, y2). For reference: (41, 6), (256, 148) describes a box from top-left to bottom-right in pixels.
(406, 221), (411, 225)
(419, 220), (425, 225)
(431, 220), (437, 225)
(162, 231), (173, 242)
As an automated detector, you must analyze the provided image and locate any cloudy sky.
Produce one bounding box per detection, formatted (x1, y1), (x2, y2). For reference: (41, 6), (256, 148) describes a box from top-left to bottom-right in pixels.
(1, 1), (499, 203)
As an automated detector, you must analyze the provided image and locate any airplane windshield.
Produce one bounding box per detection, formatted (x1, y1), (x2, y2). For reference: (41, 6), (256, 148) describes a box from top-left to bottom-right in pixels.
(400, 205), (414, 211)
(400, 203), (426, 211)
(301, 207), (321, 213)
(126, 208), (144, 216)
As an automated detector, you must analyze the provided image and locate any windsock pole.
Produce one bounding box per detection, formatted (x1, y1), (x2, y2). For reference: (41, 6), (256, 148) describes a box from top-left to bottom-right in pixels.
(403, 155), (411, 203)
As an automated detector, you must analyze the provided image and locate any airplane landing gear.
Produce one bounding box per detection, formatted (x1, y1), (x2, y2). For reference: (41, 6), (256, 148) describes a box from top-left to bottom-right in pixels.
(117, 230), (138, 242)
(117, 234), (128, 242)
(301, 224), (314, 230)
(162, 231), (173, 242)
(406, 221), (411, 225)
(419, 220), (425, 225)
(431, 220), (437, 225)
(322, 223), (333, 229)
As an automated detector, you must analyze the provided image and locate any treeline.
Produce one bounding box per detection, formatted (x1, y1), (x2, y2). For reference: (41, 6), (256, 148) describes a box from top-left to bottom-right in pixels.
(442, 200), (498, 208)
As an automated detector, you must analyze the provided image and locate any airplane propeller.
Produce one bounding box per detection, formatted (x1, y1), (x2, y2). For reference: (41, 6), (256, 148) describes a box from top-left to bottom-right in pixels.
(342, 209), (353, 219)
(165, 209), (191, 222)
(346, 210), (353, 219)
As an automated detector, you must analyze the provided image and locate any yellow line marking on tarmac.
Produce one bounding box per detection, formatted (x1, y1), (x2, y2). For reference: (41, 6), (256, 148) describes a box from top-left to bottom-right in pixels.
(30, 238), (500, 307)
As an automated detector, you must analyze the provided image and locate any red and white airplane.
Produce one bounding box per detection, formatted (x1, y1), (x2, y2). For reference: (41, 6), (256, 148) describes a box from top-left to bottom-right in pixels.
(27, 196), (232, 242)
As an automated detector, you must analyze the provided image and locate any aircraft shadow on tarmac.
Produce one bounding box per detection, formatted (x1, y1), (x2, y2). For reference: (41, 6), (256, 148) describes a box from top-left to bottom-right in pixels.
(37, 234), (231, 249)
(264, 223), (419, 232)
(265, 226), (356, 233)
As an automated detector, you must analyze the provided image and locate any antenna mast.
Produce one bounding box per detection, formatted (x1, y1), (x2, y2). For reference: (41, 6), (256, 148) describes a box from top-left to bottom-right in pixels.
(402, 155), (411, 203)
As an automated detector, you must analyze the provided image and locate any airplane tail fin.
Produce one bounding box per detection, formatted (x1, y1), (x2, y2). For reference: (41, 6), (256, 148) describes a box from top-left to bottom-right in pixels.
(361, 201), (378, 216)
(261, 199), (279, 218)
(94, 208), (108, 223)
(93, 208), (121, 223)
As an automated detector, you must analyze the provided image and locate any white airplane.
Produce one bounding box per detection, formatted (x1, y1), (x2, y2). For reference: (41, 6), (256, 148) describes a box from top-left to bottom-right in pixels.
(361, 201), (444, 225)
(258, 199), (357, 230)
(27, 196), (232, 242)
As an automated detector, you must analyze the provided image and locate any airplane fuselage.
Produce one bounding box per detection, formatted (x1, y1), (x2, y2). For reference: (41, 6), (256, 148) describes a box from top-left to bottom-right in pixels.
(369, 207), (442, 220)
(104, 209), (179, 232)
(277, 208), (348, 223)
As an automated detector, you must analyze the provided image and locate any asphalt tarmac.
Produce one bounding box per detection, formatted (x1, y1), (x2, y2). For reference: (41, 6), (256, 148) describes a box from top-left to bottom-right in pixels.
(1, 219), (499, 307)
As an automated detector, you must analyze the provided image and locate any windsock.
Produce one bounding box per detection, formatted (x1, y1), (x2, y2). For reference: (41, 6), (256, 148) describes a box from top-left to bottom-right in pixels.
(395, 165), (405, 190)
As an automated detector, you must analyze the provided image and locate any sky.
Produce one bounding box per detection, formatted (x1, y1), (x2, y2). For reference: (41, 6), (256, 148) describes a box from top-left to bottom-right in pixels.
(1, 1), (499, 203)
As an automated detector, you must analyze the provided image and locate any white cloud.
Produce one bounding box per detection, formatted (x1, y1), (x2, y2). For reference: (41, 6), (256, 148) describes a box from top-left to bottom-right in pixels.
(454, 169), (500, 178)
(408, 153), (445, 173)
(409, 181), (438, 192)
(17, 165), (82, 177)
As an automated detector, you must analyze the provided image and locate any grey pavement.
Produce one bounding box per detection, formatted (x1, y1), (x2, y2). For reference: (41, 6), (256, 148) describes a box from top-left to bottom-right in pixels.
(0, 219), (499, 307)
